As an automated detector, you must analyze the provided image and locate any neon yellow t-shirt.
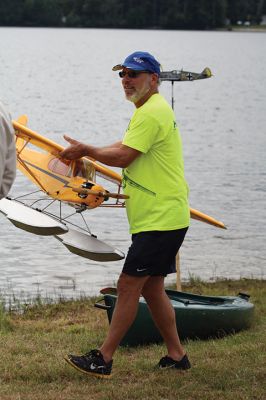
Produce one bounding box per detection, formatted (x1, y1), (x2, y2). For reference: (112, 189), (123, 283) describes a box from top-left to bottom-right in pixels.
(122, 93), (190, 234)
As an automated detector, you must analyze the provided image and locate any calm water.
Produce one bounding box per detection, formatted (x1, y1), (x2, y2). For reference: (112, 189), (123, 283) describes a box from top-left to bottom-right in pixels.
(0, 28), (265, 301)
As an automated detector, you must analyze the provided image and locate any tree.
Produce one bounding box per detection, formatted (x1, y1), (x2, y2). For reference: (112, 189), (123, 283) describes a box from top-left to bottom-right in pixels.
(0, 0), (263, 29)
(23, 0), (62, 26)
(0, 0), (24, 26)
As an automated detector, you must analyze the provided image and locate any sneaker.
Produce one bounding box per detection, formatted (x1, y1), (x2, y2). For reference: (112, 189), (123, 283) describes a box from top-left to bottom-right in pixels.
(64, 349), (112, 379)
(157, 354), (191, 370)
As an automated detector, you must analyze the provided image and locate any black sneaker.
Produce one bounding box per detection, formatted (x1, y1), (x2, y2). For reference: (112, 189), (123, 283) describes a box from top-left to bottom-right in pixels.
(158, 354), (191, 370)
(64, 349), (112, 379)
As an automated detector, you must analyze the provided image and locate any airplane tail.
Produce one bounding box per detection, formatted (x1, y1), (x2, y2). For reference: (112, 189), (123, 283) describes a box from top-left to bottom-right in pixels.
(17, 115), (28, 126)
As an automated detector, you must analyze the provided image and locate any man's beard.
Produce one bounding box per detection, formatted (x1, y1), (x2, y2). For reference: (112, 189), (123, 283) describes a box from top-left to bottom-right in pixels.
(125, 81), (151, 104)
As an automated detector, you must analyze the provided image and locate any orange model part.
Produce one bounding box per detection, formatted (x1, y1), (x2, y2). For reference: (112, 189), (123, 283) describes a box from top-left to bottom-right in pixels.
(15, 132), (105, 209)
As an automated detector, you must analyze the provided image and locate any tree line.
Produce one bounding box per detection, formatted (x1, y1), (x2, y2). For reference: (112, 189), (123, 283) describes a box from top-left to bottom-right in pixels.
(0, 0), (265, 29)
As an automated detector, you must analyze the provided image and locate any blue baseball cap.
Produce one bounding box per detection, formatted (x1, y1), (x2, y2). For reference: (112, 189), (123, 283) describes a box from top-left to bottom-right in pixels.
(112, 51), (161, 75)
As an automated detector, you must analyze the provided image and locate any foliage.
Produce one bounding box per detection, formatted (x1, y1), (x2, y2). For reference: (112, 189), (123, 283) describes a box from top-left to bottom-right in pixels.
(227, 0), (265, 24)
(0, 0), (265, 29)
(0, 301), (13, 333)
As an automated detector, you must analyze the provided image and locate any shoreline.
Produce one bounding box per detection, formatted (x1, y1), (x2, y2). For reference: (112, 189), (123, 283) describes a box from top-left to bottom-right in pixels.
(1, 277), (265, 313)
(215, 25), (266, 33)
(0, 25), (266, 32)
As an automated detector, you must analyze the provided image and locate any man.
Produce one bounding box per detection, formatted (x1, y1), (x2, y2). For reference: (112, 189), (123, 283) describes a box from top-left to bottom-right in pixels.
(0, 101), (16, 199)
(62, 51), (191, 379)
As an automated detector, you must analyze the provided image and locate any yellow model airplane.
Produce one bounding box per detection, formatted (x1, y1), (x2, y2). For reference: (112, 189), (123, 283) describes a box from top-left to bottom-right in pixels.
(0, 115), (226, 262)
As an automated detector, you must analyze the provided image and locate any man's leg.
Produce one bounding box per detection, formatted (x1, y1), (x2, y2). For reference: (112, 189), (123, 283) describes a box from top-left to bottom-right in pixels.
(99, 272), (149, 363)
(65, 273), (149, 377)
(141, 276), (186, 361)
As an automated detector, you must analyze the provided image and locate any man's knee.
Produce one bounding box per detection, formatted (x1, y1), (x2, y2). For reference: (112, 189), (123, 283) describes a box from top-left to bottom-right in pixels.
(117, 273), (147, 296)
(141, 276), (165, 301)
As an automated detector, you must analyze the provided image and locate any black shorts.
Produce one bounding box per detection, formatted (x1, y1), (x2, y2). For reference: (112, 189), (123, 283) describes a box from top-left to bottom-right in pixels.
(122, 227), (188, 277)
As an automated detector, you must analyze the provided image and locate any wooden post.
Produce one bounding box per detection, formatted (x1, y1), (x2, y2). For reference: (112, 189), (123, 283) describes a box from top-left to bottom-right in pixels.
(176, 252), (182, 291)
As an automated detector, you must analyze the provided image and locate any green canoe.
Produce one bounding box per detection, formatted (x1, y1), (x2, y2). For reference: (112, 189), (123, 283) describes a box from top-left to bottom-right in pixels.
(95, 287), (254, 346)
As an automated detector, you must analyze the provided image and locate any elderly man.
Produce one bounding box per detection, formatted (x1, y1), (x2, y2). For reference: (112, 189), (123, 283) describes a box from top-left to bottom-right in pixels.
(62, 51), (191, 378)
(0, 101), (16, 199)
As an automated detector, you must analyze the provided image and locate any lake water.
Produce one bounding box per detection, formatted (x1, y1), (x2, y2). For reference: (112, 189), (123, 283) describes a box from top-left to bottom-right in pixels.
(0, 28), (265, 302)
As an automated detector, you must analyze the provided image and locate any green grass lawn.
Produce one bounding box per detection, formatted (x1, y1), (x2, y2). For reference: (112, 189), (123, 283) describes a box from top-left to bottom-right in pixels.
(0, 279), (265, 400)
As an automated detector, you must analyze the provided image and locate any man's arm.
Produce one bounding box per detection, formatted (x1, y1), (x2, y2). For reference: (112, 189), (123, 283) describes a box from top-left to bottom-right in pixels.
(0, 108), (16, 199)
(59, 136), (141, 168)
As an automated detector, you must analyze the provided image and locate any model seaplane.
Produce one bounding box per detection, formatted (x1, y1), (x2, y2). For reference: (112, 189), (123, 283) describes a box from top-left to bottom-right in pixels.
(0, 67), (225, 263)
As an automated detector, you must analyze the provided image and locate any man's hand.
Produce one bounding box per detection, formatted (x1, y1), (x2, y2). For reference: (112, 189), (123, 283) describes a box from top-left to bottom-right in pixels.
(59, 135), (89, 160)
(59, 135), (140, 167)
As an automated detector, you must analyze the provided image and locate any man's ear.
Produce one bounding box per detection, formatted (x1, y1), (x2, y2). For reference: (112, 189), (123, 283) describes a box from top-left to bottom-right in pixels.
(151, 73), (159, 85)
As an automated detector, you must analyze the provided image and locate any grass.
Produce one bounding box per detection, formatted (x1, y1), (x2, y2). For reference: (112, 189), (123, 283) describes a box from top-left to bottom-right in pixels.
(0, 279), (265, 400)
(231, 24), (266, 31)
(219, 24), (266, 32)
(0, 302), (13, 333)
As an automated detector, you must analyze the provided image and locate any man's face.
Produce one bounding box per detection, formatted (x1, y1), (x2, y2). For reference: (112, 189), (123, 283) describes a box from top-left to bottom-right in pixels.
(120, 68), (153, 104)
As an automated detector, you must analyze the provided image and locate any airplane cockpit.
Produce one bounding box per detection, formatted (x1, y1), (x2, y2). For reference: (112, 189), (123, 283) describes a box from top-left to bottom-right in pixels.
(48, 157), (95, 181)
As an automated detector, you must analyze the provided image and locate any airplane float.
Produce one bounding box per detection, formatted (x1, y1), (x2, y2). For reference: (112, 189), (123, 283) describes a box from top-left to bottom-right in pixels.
(0, 67), (226, 263)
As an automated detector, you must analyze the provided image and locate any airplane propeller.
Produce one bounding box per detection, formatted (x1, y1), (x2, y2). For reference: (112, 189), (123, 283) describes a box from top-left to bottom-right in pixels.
(72, 187), (129, 200)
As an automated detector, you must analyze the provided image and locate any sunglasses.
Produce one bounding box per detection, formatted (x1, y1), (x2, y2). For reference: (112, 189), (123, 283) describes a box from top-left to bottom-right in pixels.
(119, 70), (151, 78)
